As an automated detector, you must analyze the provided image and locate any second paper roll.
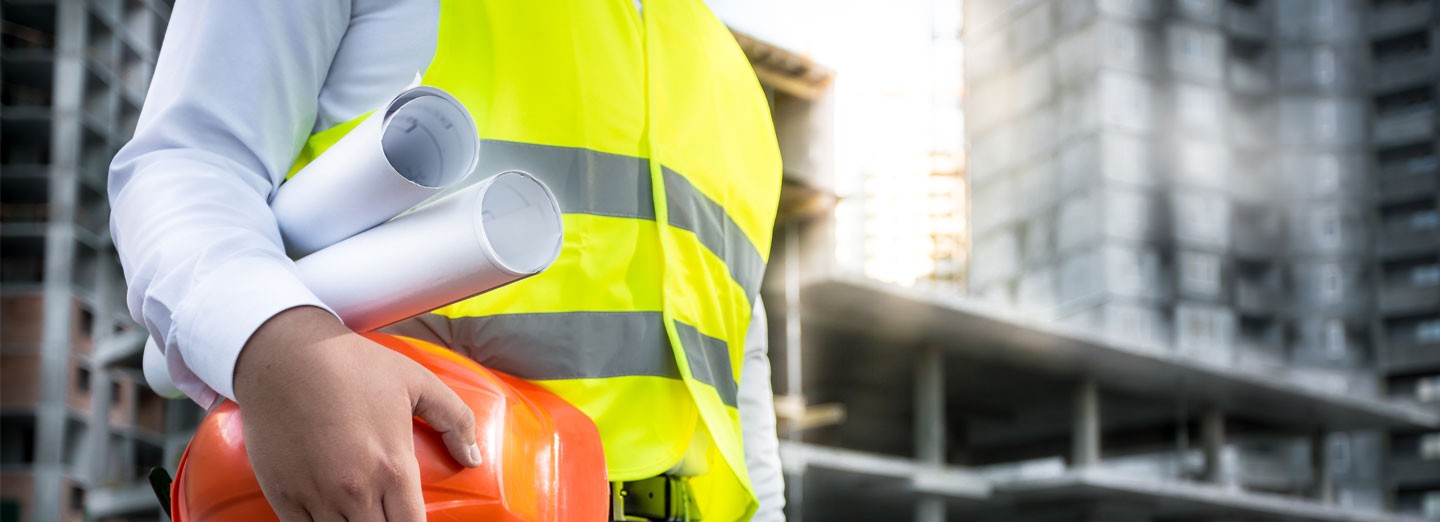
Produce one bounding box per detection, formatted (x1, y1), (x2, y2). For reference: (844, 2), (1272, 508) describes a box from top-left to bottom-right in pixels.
(294, 171), (564, 332)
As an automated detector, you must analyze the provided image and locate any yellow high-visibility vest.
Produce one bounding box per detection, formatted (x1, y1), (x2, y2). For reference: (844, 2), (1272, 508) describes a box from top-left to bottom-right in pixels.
(289, 1), (781, 518)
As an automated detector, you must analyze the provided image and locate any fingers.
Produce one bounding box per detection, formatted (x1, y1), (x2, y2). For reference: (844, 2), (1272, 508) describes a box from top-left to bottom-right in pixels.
(270, 499), (314, 522)
(308, 511), (347, 522)
(409, 370), (482, 468)
(274, 469), (393, 522)
(306, 482), (389, 522)
(381, 459), (427, 522)
(343, 506), (386, 522)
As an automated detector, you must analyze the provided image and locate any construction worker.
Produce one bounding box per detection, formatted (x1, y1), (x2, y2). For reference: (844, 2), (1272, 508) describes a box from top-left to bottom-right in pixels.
(108, 1), (785, 521)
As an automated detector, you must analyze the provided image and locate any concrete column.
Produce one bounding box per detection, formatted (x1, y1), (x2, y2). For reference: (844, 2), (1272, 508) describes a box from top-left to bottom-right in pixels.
(85, 369), (113, 482)
(916, 497), (946, 522)
(84, 251), (121, 483)
(34, 3), (89, 520)
(915, 344), (945, 465)
(1200, 409), (1227, 485)
(1071, 378), (1101, 469)
(915, 344), (945, 522)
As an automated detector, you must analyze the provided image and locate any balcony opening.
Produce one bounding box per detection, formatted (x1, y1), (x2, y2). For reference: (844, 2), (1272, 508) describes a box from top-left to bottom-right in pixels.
(0, 116), (52, 164)
(0, 178), (49, 225)
(1371, 0), (1428, 7)
(1374, 85), (1436, 115)
(0, 3), (57, 51)
(76, 306), (94, 337)
(1380, 199), (1440, 229)
(1383, 258), (1440, 286)
(75, 365), (91, 393)
(0, 413), (37, 465)
(133, 440), (162, 481)
(1376, 142), (1437, 176)
(1371, 29), (1430, 60)
(67, 485), (84, 512)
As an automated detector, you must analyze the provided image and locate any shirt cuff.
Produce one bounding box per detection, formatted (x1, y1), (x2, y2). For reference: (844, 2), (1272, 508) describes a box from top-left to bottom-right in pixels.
(173, 254), (334, 401)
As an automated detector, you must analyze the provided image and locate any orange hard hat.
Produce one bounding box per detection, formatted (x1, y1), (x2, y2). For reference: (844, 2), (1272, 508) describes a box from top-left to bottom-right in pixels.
(169, 333), (608, 521)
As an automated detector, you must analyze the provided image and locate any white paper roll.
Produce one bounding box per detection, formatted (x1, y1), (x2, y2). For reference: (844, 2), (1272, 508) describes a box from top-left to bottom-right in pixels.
(295, 170), (563, 332)
(272, 86), (480, 257)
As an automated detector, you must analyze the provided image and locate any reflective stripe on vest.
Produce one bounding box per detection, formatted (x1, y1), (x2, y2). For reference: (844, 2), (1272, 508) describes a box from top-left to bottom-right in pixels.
(387, 312), (740, 407)
(290, 1), (779, 519)
(444, 140), (766, 304)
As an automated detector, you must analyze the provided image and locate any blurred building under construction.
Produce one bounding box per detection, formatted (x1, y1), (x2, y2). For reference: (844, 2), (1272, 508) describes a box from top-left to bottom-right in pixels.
(2, 0), (1438, 521)
(759, 0), (1438, 521)
(955, 0), (1439, 520)
(1, 1), (208, 521)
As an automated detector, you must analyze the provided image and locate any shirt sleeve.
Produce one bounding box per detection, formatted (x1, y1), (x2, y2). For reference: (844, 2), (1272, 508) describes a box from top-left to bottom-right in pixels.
(739, 300), (787, 520)
(108, 0), (353, 405)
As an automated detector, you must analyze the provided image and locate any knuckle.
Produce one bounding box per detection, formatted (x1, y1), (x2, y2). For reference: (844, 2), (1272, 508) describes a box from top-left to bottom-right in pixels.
(376, 458), (408, 483)
(334, 475), (371, 501)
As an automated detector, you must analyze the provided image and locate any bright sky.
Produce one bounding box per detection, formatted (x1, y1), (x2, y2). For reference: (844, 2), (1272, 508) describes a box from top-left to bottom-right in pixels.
(711, 0), (967, 286)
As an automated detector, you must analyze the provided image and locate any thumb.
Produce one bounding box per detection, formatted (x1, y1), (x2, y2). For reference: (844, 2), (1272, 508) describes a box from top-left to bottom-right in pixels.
(410, 370), (482, 468)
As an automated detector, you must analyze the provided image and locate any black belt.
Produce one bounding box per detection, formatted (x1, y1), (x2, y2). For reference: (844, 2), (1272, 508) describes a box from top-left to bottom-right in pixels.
(609, 475), (701, 521)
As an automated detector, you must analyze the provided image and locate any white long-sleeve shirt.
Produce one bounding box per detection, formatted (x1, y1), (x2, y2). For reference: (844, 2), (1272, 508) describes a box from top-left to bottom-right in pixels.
(109, 0), (783, 518)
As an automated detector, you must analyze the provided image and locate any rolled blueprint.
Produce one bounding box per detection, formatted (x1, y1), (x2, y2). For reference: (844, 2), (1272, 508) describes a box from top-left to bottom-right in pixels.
(144, 171), (564, 397)
(272, 86), (480, 257)
(296, 170), (563, 332)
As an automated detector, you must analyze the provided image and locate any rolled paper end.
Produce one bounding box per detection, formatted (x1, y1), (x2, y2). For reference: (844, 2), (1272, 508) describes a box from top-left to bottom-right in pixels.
(381, 87), (481, 190)
(276, 85), (481, 258)
(476, 171), (565, 276)
(142, 337), (186, 399)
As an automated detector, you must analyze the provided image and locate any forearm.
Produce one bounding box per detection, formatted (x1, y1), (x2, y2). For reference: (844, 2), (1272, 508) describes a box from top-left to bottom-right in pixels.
(110, 150), (333, 404)
(109, 0), (351, 404)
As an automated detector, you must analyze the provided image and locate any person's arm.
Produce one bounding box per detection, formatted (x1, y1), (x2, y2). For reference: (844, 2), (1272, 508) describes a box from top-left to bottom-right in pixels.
(109, 0), (346, 406)
(739, 301), (786, 521)
(109, 1), (478, 520)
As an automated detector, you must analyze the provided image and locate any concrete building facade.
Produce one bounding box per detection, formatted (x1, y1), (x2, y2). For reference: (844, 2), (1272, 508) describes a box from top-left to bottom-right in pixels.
(2, 1), (1434, 521)
(1366, 0), (1440, 516)
(1, 1), (202, 520)
(964, 0), (1440, 519)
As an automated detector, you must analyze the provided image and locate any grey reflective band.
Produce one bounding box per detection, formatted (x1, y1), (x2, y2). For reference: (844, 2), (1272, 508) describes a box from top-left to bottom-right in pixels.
(476, 140), (765, 303)
(477, 140), (654, 220)
(672, 321), (739, 408)
(383, 312), (740, 407)
(662, 168), (767, 304)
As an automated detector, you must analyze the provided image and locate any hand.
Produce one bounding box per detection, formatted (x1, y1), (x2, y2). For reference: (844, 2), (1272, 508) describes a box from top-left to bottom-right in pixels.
(233, 306), (482, 521)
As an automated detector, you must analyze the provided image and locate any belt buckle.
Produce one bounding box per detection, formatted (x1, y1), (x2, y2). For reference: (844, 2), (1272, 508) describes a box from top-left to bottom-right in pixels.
(610, 476), (701, 521)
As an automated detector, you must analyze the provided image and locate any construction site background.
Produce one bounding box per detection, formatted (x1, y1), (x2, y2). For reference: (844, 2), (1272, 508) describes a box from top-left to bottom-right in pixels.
(1, 0), (1436, 521)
